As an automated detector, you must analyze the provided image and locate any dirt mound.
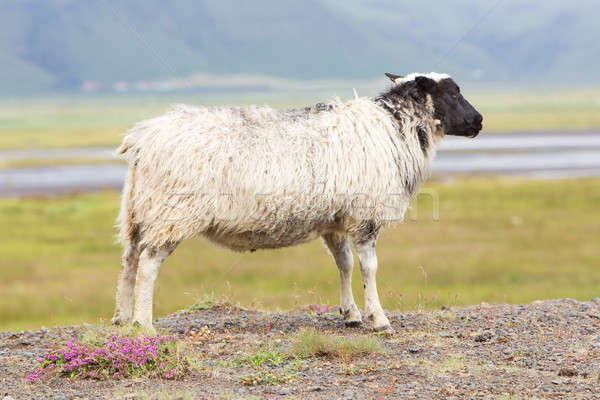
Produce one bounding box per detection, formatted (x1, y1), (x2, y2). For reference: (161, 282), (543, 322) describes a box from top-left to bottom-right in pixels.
(2, 299), (600, 399)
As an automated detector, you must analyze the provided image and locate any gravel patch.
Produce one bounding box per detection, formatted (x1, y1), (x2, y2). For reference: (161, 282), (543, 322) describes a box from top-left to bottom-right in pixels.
(2, 298), (600, 399)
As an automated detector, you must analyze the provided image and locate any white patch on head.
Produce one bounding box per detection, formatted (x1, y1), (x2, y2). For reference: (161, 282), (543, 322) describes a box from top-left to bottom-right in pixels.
(394, 72), (451, 85)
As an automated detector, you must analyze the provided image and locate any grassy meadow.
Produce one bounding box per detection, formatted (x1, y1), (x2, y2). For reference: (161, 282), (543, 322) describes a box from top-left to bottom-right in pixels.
(468, 87), (600, 132)
(1, 86), (599, 332)
(1, 178), (599, 332)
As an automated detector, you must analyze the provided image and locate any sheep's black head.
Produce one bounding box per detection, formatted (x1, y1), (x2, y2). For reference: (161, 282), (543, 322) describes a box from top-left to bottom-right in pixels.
(384, 72), (483, 138)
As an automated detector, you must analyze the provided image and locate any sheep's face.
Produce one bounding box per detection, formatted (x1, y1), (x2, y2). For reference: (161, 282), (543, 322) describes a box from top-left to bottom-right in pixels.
(384, 73), (483, 138)
(426, 77), (483, 138)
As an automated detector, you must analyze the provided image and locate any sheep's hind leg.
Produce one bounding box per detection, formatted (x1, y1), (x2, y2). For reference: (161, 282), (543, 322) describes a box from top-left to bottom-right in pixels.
(322, 233), (362, 327)
(353, 227), (392, 332)
(112, 239), (142, 326)
(132, 243), (178, 329)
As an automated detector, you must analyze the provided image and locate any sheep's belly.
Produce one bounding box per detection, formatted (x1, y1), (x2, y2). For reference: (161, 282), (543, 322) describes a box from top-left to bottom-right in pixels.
(202, 225), (331, 252)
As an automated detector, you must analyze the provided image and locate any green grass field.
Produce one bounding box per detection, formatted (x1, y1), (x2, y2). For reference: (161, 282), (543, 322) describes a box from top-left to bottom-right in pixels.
(469, 88), (600, 132)
(1, 177), (598, 332)
(0, 96), (168, 149)
(1, 87), (599, 331)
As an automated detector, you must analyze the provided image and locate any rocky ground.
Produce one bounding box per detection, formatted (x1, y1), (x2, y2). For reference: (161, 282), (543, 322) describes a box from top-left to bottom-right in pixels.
(2, 298), (600, 399)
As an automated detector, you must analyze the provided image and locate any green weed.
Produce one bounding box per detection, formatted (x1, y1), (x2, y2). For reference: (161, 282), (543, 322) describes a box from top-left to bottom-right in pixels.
(239, 344), (287, 369)
(181, 292), (240, 314)
(229, 340), (301, 386)
(288, 327), (384, 359)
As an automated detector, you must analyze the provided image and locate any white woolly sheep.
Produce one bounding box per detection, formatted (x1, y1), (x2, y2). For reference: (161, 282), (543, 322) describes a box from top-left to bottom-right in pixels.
(111, 72), (483, 332)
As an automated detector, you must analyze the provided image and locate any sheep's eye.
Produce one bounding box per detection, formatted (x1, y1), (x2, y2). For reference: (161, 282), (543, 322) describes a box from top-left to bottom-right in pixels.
(452, 95), (458, 99)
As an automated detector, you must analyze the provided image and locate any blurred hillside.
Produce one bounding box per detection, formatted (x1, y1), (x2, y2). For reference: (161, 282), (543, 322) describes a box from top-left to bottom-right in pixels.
(1, 0), (599, 96)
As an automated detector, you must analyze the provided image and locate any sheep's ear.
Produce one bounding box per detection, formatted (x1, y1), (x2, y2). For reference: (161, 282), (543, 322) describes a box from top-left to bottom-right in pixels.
(385, 73), (404, 83)
(415, 76), (437, 93)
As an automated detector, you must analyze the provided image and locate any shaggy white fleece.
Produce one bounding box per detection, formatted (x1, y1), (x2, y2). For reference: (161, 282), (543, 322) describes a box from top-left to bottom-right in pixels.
(117, 96), (440, 251)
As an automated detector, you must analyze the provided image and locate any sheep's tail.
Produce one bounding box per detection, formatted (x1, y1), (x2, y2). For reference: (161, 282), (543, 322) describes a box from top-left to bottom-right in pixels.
(117, 163), (139, 245)
(116, 133), (140, 245)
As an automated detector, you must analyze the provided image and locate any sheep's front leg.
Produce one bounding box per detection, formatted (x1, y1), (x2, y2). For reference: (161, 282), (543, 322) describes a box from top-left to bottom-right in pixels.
(353, 227), (392, 332)
(132, 244), (177, 328)
(112, 241), (141, 326)
(322, 233), (362, 327)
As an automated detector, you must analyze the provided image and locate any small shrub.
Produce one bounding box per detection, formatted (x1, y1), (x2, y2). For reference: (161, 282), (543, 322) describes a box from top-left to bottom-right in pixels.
(181, 293), (239, 314)
(288, 328), (384, 359)
(27, 329), (187, 382)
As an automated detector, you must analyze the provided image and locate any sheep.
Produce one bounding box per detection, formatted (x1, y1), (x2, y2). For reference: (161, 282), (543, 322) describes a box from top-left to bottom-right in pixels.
(111, 72), (483, 332)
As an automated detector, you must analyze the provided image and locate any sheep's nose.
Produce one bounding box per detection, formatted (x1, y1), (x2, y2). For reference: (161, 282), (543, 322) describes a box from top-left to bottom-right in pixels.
(471, 113), (483, 130)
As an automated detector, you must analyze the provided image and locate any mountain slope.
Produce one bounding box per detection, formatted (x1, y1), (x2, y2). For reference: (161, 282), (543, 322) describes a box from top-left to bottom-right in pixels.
(0, 0), (599, 95)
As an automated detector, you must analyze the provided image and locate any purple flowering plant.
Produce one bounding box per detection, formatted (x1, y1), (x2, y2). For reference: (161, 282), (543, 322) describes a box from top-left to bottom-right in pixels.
(27, 330), (186, 383)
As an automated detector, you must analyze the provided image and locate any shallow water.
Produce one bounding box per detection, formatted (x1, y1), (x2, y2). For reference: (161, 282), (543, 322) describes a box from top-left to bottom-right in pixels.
(1, 131), (599, 196)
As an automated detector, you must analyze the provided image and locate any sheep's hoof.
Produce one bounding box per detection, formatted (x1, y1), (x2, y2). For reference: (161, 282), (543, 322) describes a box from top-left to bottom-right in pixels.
(344, 320), (362, 328)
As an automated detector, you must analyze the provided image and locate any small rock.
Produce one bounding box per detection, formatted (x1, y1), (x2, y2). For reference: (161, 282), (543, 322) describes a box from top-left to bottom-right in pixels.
(3, 396), (17, 400)
(558, 368), (578, 377)
(496, 334), (509, 343)
(279, 389), (291, 395)
(439, 331), (453, 338)
(407, 347), (421, 353)
(473, 330), (494, 343)
(308, 386), (325, 392)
